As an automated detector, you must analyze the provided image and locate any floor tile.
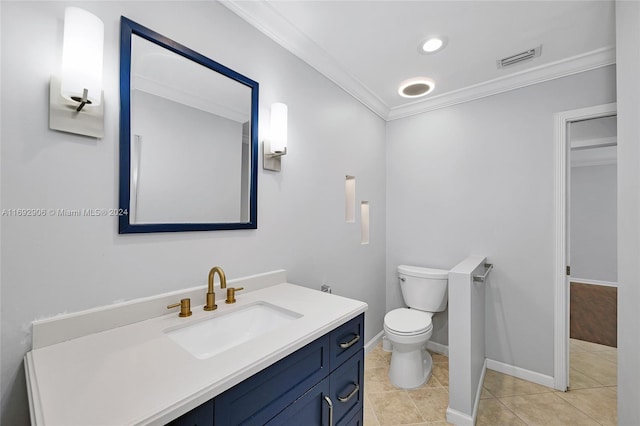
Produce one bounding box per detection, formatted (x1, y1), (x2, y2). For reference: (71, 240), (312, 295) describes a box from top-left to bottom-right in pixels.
(363, 396), (381, 426)
(480, 387), (494, 399)
(570, 338), (589, 353)
(476, 398), (527, 426)
(365, 367), (399, 394)
(575, 339), (616, 353)
(555, 387), (617, 426)
(570, 351), (617, 386)
(593, 350), (617, 364)
(407, 387), (449, 423)
(429, 350), (449, 364)
(366, 349), (391, 370)
(483, 370), (552, 397)
(499, 392), (601, 426)
(569, 368), (604, 390)
(363, 338), (616, 426)
(431, 363), (449, 387)
(367, 391), (424, 425)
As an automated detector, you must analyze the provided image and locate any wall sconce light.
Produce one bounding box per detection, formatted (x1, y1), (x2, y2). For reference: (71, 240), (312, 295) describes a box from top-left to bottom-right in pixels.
(49, 7), (105, 138)
(263, 102), (288, 171)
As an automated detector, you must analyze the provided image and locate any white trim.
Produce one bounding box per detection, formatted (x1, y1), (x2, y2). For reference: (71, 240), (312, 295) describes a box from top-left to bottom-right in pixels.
(486, 358), (555, 389)
(389, 48), (615, 120)
(554, 103), (617, 392)
(446, 406), (474, 426)
(220, 0), (615, 121)
(571, 136), (617, 149)
(571, 158), (617, 168)
(366, 330), (450, 357)
(426, 340), (449, 357)
(220, 0), (389, 119)
(447, 359), (487, 426)
(471, 360), (488, 424)
(570, 277), (618, 288)
(365, 330), (385, 354)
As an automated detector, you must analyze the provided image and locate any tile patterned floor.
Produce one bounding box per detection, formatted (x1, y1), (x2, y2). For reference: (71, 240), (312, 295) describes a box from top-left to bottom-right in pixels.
(363, 339), (617, 426)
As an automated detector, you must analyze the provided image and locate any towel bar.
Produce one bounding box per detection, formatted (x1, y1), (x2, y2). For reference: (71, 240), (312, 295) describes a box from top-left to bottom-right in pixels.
(473, 263), (493, 283)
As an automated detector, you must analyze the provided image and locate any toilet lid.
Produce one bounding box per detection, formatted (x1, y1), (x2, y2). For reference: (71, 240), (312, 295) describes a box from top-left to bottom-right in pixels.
(384, 308), (433, 335)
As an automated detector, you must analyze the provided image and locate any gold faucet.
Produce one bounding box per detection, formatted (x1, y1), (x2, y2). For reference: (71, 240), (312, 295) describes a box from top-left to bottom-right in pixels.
(204, 266), (226, 311)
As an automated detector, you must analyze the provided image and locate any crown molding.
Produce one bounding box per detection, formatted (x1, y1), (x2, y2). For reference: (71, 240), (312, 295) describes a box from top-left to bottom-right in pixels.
(388, 47), (616, 120)
(221, 1), (615, 122)
(221, 0), (389, 119)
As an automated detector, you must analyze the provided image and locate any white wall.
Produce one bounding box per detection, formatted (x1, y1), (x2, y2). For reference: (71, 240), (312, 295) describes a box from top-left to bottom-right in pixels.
(570, 163), (617, 283)
(615, 1), (640, 424)
(0, 2), (387, 424)
(131, 90), (243, 223)
(386, 66), (616, 376)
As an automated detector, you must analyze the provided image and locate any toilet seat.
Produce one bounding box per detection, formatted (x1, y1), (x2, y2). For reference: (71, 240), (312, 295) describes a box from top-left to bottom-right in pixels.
(384, 308), (433, 336)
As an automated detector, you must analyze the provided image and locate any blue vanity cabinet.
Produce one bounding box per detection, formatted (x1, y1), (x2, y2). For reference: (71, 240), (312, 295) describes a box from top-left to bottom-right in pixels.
(168, 313), (364, 426)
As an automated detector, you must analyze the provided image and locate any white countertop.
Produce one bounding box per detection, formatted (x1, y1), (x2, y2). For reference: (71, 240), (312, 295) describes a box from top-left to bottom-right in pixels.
(25, 283), (367, 425)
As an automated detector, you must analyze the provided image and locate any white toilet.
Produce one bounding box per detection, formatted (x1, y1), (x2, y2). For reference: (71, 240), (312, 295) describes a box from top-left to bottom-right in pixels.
(383, 264), (449, 389)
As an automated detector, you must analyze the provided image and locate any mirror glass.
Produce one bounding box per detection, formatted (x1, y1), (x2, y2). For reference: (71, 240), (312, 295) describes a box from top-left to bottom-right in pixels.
(119, 17), (258, 233)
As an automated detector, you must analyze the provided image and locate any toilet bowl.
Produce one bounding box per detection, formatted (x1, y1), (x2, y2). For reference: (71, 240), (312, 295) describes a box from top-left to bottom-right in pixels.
(384, 265), (448, 389)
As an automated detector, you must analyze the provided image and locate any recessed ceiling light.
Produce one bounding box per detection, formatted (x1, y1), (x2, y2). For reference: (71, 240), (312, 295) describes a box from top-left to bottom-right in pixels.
(398, 77), (435, 98)
(418, 36), (447, 54)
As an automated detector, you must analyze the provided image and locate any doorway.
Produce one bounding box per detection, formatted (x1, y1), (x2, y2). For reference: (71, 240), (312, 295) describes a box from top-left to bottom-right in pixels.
(554, 103), (617, 392)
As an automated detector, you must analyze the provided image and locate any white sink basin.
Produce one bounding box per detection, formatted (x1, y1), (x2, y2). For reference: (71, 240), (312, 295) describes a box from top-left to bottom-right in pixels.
(166, 302), (302, 359)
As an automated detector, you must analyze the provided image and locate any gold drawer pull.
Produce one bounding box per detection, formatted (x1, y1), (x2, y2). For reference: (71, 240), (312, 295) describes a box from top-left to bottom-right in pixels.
(337, 383), (360, 403)
(339, 334), (360, 349)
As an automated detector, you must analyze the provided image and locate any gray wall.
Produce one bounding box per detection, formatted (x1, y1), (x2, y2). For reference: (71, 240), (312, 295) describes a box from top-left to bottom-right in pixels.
(0, 2), (387, 424)
(615, 1), (640, 424)
(386, 66), (616, 376)
(131, 90), (243, 223)
(570, 163), (617, 283)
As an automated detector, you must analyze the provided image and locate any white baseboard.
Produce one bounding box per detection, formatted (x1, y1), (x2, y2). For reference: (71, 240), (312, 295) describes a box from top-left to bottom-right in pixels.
(446, 407), (474, 426)
(472, 360), (487, 423)
(369, 330), (450, 357)
(446, 359), (486, 426)
(486, 358), (555, 389)
(426, 340), (449, 357)
(570, 277), (618, 287)
(365, 330), (385, 354)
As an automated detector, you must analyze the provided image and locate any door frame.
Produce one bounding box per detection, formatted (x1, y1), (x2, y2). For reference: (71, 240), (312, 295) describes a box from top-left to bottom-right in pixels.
(553, 102), (617, 391)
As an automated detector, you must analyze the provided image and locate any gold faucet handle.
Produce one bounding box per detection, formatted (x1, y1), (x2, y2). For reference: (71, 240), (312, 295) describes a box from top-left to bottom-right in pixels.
(225, 287), (245, 304)
(167, 298), (192, 317)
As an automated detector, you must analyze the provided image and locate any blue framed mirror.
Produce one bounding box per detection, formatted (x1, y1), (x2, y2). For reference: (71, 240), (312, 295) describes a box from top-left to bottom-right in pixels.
(119, 17), (258, 233)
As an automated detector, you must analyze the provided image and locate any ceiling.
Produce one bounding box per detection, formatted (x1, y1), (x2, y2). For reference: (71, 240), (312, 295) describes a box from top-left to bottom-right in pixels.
(221, 0), (616, 120)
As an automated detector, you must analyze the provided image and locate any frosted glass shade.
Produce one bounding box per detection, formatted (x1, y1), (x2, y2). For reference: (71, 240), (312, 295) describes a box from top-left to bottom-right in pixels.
(60, 7), (104, 106)
(270, 103), (288, 153)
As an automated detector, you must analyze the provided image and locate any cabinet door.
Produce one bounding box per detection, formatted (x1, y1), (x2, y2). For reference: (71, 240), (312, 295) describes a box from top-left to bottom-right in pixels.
(330, 351), (364, 425)
(165, 400), (213, 426)
(214, 334), (330, 425)
(265, 378), (331, 426)
(341, 409), (363, 426)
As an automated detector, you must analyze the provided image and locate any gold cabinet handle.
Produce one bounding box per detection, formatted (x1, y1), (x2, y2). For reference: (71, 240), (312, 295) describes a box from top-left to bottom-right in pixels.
(167, 298), (192, 317)
(337, 382), (360, 403)
(339, 334), (360, 349)
(323, 395), (333, 426)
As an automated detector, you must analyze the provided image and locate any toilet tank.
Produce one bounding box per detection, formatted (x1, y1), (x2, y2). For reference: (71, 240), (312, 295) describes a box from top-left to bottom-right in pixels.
(397, 265), (448, 312)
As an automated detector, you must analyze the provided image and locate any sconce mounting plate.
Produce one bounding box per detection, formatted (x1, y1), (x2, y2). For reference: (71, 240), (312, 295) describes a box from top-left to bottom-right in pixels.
(49, 76), (104, 138)
(263, 140), (286, 171)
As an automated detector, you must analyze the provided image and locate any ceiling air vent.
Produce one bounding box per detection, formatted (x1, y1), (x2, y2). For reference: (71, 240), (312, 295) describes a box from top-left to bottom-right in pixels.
(497, 45), (542, 69)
